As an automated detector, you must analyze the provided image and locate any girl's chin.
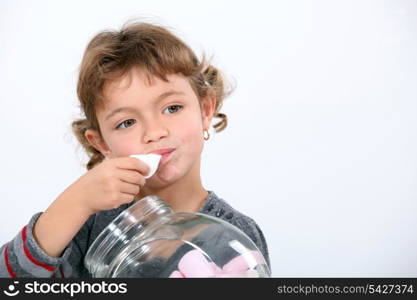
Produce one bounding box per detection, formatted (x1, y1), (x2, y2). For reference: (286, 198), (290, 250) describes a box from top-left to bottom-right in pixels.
(148, 165), (182, 185)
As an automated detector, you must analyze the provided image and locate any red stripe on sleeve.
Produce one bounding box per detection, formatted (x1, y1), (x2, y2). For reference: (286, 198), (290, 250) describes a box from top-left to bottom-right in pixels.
(59, 265), (65, 278)
(21, 226), (55, 272)
(4, 246), (17, 278)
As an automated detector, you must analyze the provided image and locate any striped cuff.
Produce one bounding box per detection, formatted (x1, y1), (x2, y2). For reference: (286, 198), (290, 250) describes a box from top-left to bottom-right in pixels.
(2, 212), (73, 278)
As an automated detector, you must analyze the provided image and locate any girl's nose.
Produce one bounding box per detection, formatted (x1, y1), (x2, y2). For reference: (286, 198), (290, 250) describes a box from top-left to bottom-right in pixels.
(143, 119), (169, 143)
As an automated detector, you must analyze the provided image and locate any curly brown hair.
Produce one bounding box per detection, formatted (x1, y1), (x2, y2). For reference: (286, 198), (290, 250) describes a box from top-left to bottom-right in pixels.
(72, 21), (233, 170)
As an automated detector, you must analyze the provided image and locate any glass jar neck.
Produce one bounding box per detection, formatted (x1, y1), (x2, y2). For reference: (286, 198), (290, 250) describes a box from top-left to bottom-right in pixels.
(131, 195), (173, 218)
(85, 195), (173, 277)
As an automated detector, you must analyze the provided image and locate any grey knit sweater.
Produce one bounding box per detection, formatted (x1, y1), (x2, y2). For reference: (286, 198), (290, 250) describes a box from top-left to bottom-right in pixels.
(0, 191), (270, 277)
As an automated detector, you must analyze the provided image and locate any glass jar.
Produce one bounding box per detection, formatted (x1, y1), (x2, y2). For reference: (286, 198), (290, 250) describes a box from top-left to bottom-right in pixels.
(85, 195), (270, 278)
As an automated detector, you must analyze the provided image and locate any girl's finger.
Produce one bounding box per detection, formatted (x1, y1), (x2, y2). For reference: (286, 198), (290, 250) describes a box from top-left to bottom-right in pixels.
(117, 169), (146, 187)
(119, 181), (141, 196)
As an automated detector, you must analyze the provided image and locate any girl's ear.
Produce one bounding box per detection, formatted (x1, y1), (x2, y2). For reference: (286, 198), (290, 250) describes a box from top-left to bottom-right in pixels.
(85, 129), (111, 158)
(201, 95), (217, 130)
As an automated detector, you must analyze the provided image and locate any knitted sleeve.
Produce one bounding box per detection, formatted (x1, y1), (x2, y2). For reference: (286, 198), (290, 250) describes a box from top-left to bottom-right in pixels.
(0, 212), (95, 278)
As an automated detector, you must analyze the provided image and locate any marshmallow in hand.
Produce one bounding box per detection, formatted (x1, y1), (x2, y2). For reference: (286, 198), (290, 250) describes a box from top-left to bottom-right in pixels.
(130, 154), (162, 178)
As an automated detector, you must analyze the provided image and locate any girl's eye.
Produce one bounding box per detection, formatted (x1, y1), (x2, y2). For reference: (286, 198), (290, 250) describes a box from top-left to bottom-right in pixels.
(114, 106), (182, 129)
(116, 119), (136, 129)
(163, 105), (183, 114)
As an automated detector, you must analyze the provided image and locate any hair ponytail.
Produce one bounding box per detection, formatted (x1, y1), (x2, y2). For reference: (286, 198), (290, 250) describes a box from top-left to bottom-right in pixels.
(71, 119), (105, 170)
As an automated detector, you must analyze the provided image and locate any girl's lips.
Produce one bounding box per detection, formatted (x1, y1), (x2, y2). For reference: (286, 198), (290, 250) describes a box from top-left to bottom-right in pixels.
(151, 148), (175, 155)
(159, 151), (174, 166)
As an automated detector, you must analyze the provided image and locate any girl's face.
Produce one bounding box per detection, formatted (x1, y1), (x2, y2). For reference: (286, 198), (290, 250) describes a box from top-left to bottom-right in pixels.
(86, 67), (215, 186)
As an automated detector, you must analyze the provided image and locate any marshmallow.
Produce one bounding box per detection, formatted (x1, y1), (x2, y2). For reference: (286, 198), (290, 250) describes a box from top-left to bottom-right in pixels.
(130, 154), (162, 178)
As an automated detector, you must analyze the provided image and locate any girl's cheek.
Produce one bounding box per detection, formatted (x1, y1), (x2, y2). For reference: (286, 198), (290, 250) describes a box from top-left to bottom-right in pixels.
(181, 123), (203, 145)
(108, 139), (141, 157)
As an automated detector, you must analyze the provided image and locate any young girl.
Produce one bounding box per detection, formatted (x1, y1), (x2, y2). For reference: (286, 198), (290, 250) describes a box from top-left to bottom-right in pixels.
(0, 21), (270, 277)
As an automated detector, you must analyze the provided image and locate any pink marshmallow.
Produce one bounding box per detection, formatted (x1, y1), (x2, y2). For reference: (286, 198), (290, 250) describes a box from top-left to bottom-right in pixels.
(217, 270), (248, 278)
(169, 249), (265, 278)
(177, 249), (216, 277)
(209, 262), (222, 274)
(169, 270), (185, 278)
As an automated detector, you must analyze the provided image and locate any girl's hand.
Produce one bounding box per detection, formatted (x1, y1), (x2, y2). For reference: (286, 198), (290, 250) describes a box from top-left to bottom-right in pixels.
(64, 157), (150, 215)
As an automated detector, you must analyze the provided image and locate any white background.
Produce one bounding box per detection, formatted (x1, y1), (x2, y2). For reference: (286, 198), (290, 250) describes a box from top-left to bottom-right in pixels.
(1, 0), (416, 277)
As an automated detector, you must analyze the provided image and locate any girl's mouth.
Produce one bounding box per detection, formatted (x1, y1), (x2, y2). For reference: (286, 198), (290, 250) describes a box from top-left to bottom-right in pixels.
(158, 149), (174, 168)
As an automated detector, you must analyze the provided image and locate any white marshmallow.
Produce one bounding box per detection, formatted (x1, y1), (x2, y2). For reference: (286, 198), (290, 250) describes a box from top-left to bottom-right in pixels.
(130, 154), (162, 178)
